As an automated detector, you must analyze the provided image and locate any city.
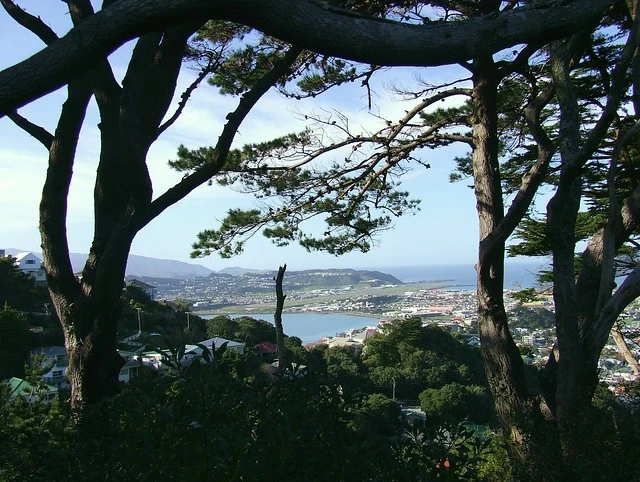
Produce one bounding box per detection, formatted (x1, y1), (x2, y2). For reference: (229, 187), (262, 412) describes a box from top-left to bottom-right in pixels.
(136, 267), (640, 387)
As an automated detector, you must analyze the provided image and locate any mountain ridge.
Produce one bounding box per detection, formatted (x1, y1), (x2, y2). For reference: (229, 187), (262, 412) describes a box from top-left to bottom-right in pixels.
(5, 248), (214, 279)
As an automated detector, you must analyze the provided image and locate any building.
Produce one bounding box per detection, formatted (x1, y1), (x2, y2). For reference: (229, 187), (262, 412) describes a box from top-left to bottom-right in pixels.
(31, 346), (69, 388)
(126, 279), (158, 300)
(7, 377), (58, 403)
(117, 350), (141, 382)
(194, 337), (245, 355)
(4, 251), (47, 286)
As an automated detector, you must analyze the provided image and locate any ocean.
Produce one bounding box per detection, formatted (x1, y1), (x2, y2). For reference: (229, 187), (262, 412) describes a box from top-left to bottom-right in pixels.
(370, 260), (546, 289)
(225, 313), (381, 344)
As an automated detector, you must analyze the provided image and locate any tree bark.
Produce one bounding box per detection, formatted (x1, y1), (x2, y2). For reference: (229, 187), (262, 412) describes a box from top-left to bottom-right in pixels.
(611, 323), (640, 374)
(274, 264), (288, 375)
(30, 17), (301, 412)
(0, 0), (615, 115)
(470, 55), (556, 480)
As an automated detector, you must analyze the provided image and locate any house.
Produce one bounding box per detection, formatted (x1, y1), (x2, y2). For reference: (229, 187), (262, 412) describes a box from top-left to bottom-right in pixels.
(119, 359), (140, 383)
(255, 341), (278, 359)
(117, 350), (141, 382)
(31, 346), (69, 388)
(7, 377), (58, 403)
(126, 279), (157, 300)
(267, 361), (307, 377)
(466, 336), (481, 347)
(12, 251), (47, 286)
(136, 351), (165, 371)
(197, 337), (245, 355)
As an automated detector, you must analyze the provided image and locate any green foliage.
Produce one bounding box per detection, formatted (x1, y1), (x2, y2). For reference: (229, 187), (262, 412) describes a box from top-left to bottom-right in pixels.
(323, 345), (368, 392)
(283, 335), (309, 365)
(206, 314), (279, 348)
(508, 306), (555, 330)
(0, 256), (49, 311)
(206, 314), (237, 339)
(392, 422), (495, 481)
(363, 319), (489, 400)
(120, 287), (206, 342)
(351, 392), (402, 438)
(475, 432), (513, 482)
(0, 394), (74, 480)
(296, 57), (357, 96)
(508, 212), (607, 258)
(419, 382), (493, 425)
(510, 287), (540, 304)
(0, 353), (512, 481)
(235, 316), (278, 346)
(0, 305), (31, 379)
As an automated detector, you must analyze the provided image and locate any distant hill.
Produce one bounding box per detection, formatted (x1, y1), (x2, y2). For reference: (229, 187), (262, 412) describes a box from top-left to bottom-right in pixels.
(5, 249), (214, 279)
(4, 249), (402, 286)
(217, 267), (271, 276)
(282, 269), (402, 288)
(130, 268), (404, 301)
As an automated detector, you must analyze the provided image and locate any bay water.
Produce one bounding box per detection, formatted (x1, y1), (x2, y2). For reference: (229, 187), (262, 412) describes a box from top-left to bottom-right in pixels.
(204, 261), (545, 344)
(211, 313), (381, 345)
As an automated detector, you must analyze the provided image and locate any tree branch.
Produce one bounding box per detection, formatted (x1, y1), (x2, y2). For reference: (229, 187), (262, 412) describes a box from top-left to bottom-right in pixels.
(157, 63), (212, 138)
(0, 0), (58, 45)
(584, 265), (640, 360)
(0, 0), (615, 116)
(479, 85), (556, 262)
(6, 111), (53, 148)
(143, 46), (303, 226)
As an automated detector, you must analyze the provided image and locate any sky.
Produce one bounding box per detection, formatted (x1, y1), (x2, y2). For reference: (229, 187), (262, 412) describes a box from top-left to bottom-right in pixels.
(0, 3), (546, 272)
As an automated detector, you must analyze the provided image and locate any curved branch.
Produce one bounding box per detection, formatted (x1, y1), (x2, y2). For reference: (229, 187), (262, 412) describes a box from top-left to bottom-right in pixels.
(584, 265), (640, 360)
(143, 46), (303, 225)
(7, 111), (53, 148)
(0, 0), (615, 115)
(565, 15), (640, 177)
(157, 63), (211, 138)
(479, 84), (556, 262)
(0, 0), (58, 45)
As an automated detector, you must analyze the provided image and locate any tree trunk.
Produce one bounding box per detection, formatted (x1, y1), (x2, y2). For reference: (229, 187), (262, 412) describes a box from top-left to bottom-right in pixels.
(471, 55), (562, 480)
(612, 323), (640, 374)
(543, 40), (602, 468)
(274, 264), (289, 375)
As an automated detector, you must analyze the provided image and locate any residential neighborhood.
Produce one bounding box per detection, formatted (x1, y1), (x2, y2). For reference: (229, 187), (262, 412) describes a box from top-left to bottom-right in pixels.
(3, 248), (639, 403)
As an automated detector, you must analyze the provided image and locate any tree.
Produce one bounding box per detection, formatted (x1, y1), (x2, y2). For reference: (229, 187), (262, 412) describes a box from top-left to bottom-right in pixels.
(362, 320), (487, 399)
(180, 3), (640, 478)
(273, 264), (288, 374)
(0, 256), (48, 311)
(206, 315), (237, 340)
(419, 382), (492, 425)
(0, 0), (616, 115)
(0, 0), (314, 413)
(0, 304), (31, 379)
(1, 0), (634, 475)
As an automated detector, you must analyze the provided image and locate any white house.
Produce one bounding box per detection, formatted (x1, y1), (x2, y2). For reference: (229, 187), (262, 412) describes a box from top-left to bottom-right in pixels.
(31, 346), (69, 388)
(12, 251), (47, 286)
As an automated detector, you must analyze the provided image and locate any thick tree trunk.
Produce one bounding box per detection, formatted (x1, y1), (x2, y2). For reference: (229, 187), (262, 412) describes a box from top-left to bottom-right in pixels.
(473, 57), (527, 478)
(551, 37), (598, 452)
(65, 311), (126, 410)
(470, 56), (558, 480)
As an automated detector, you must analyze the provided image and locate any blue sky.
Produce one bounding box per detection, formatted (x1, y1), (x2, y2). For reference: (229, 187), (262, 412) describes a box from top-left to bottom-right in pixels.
(0, 3), (544, 272)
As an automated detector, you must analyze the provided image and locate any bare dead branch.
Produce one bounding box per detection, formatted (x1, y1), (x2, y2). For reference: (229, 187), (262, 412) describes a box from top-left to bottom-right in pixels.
(6, 111), (53, 149)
